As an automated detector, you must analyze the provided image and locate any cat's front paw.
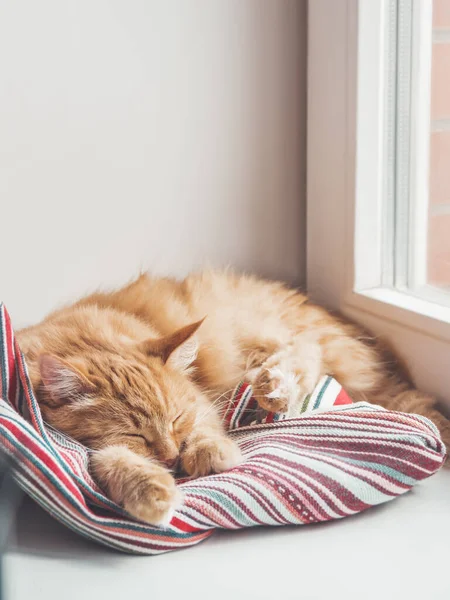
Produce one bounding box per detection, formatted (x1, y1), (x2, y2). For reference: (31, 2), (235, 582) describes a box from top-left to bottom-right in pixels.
(90, 446), (182, 527)
(251, 352), (319, 415)
(122, 466), (181, 526)
(181, 434), (242, 478)
(252, 364), (301, 413)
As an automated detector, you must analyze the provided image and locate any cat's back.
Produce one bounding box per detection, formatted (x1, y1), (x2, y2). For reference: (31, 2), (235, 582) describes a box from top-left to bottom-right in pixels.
(181, 269), (307, 322)
(83, 270), (306, 331)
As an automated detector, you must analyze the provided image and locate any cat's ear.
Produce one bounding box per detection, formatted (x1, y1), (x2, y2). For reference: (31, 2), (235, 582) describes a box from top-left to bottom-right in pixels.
(138, 318), (205, 370)
(39, 354), (96, 406)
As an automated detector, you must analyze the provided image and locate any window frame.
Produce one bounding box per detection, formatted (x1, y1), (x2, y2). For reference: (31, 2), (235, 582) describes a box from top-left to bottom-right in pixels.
(307, 0), (450, 406)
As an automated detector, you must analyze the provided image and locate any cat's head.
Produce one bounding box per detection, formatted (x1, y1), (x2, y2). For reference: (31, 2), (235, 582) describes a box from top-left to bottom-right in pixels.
(36, 320), (207, 469)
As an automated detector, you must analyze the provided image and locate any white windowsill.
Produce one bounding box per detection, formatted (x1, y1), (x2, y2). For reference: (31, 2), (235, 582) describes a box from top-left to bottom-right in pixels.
(345, 287), (450, 342)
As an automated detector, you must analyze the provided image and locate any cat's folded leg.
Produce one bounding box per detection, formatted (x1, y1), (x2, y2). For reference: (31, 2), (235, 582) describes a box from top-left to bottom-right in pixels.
(247, 337), (323, 415)
(90, 445), (182, 526)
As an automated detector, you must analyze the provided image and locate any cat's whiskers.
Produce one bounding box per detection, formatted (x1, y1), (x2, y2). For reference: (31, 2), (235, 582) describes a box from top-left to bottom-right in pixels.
(196, 393), (235, 424)
(195, 388), (236, 426)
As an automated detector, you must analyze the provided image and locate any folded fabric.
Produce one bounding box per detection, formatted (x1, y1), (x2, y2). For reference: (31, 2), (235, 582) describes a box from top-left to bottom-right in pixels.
(0, 304), (446, 554)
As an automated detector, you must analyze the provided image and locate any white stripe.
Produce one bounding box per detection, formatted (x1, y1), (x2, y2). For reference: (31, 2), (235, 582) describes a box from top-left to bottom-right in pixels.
(12, 455), (201, 550)
(249, 454), (343, 519)
(230, 386), (253, 429)
(236, 430), (442, 466)
(13, 473), (178, 554)
(183, 473), (304, 525)
(314, 377), (342, 411)
(287, 451), (410, 498)
(251, 453), (353, 517)
(303, 375), (330, 410)
(1, 307), (9, 403)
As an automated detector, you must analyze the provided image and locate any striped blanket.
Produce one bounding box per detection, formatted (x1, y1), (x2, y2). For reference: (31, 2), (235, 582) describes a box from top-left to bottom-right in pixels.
(0, 304), (446, 554)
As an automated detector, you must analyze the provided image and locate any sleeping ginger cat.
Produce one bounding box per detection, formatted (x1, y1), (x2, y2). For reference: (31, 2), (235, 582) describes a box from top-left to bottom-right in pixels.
(17, 271), (450, 525)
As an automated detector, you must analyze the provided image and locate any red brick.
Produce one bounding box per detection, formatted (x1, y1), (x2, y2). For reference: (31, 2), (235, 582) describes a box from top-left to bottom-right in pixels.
(433, 0), (450, 28)
(431, 43), (450, 120)
(430, 131), (450, 204)
(428, 214), (450, 285)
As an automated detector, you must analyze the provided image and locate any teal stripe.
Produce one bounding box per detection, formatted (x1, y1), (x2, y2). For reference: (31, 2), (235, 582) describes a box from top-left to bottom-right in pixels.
(16, 471), (197, 554)
(185, 486), (257, 525)
(14, 474), (137, 553)
(231, 387), (252, 429)
(287, 444), (419, 486)
(311, 376), (332, 410)
(0, 422), (195, 539)
(335, 457), (418, 486)
(11, 352), (122, 511)
(1, 406), (177, 530)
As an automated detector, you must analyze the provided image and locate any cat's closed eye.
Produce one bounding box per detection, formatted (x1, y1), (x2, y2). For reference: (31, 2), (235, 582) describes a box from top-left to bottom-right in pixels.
(125, 433), (151, 444)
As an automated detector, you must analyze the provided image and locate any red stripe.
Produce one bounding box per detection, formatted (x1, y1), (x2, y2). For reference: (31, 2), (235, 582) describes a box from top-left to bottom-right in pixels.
(265, 412), (275, 424)
(0, 302), (445, 555)
(224, 383), (247, 425)
(3, 309), (17, 408)
(194, 471), (289, 524)
(11, 444), (210, 551)
(1, 417), (86, 503)
(14, 340), (45, 435)
(333, 388), (353, 406)
(170, 516), (203, 533)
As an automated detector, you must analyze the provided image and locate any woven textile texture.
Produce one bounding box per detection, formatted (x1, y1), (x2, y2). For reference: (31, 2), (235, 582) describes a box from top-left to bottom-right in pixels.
(0, 304), (446, 554)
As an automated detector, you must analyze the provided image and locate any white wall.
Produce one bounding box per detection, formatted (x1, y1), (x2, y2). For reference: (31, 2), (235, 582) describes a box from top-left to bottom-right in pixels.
(0, 0), (306, 327)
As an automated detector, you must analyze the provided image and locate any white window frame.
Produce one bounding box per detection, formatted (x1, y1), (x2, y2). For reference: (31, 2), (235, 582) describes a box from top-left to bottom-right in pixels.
(307, 0), (450, 407)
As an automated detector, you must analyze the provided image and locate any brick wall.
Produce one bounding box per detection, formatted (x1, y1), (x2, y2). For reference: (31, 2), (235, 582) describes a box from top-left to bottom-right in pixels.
(429, 0), (450, 285)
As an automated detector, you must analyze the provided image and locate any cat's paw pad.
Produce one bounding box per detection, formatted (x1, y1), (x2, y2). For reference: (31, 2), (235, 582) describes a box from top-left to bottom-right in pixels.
(181, 435), (242, 478)
(123, 466), (182, 527)
(253, 364), (300, 413)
